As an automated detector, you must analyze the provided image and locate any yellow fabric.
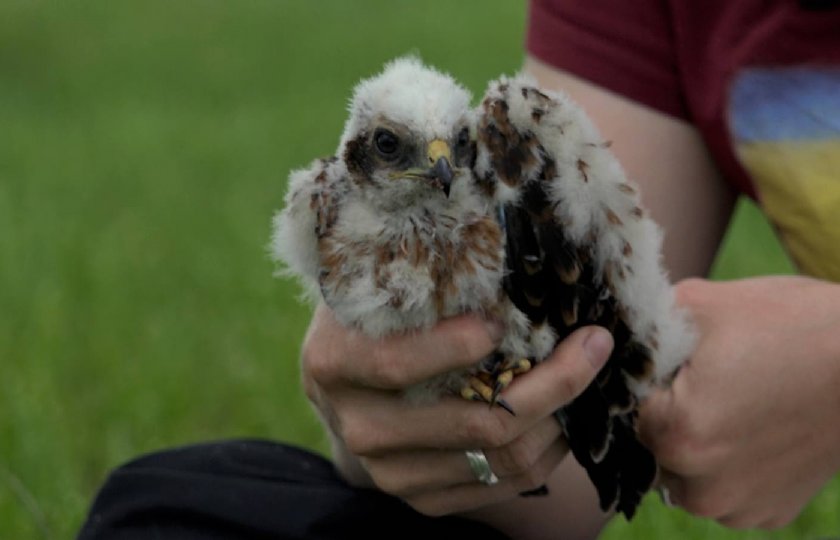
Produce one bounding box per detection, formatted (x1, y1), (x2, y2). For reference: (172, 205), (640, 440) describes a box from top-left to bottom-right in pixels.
(737, 140), (840, 280)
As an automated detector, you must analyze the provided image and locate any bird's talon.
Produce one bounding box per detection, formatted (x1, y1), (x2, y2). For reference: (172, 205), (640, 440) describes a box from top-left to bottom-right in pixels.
(460, 377), (516, 415)
(494, 397), (516, 416)
(519, 484), (550, 497)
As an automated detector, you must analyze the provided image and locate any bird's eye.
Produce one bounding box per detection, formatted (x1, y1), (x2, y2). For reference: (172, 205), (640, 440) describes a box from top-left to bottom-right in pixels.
(453, 126), (475, 167)
(456, 127), (470, 148)
(374, 129), (400, 158)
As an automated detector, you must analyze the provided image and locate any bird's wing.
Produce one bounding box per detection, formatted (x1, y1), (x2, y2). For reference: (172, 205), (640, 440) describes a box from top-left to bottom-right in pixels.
(473, 75), (694, 518)
(271, 156), (344, 301)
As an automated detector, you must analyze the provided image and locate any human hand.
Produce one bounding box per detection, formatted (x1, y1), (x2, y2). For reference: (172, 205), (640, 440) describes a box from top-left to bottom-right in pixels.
(640, 277), (840, 529)
(300, 303), (613, 516)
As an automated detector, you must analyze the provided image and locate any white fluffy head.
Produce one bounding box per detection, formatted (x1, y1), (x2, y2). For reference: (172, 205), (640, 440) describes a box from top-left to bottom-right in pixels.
(338, 56), (472, 151)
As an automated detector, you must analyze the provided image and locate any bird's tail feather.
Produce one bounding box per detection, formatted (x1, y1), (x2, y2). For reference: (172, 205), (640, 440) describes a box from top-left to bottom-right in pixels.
(556, 398), (657, 519)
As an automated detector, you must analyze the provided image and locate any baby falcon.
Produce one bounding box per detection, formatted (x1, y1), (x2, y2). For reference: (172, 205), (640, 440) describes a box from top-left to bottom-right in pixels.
(272, 57), (694, 519)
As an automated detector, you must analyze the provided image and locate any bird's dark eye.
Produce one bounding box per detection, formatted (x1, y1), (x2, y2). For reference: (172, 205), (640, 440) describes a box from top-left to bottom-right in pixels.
(374, 129), (400, 158)
(453, 126), (474, 167)
(456, 127), (470, 148)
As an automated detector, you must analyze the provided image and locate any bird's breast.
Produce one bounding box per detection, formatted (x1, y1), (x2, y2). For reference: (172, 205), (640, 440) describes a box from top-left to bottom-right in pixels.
(317, 210), (505, 336)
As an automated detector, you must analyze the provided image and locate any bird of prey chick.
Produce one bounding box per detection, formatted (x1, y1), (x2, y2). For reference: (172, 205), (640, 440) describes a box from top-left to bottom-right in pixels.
(272, 57), (694, 519)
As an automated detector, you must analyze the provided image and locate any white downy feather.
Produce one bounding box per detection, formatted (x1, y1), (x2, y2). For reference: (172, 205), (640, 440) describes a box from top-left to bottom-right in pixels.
(478, 74), (695, 394)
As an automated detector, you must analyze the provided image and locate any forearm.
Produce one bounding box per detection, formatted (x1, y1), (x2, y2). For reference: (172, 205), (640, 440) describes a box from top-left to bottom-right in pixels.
(461, 455), (608, 540)
(819, 280), (840, 469)
(799, 277), (840, 460)
(801, 277), (840, 374)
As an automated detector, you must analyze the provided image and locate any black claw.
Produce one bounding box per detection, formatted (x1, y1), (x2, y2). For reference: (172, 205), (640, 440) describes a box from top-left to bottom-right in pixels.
(519, 484), (550, 497)
(494, 397), (516, 416)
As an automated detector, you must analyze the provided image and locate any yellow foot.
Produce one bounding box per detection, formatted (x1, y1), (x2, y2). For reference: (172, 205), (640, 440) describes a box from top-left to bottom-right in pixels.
(459, 358), (534, 416)
(459, 376), (516, 415)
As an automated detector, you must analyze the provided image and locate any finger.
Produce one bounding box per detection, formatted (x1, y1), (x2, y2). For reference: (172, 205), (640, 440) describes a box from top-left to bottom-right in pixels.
(637, 384), (676, 449)
(307, 306), (502, 389)
(335, 388), (518, 454)
(657, 469), (738, 521)
(499, 326), (613, 420)
(485, 419), (566, 480)
(402, 437), (568, 517)
(362, 418), (564, 496)
(335, 327), (611, 455)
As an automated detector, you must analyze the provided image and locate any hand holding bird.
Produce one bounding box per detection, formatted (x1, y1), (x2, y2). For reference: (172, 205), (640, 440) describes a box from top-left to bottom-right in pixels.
(301, 303), (613, 527)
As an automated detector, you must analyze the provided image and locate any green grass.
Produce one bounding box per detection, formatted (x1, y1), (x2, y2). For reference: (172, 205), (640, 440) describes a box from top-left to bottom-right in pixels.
(0, 1), (834, 538)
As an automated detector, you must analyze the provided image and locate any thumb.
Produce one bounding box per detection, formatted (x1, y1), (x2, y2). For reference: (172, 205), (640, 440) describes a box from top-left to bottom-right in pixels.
(505, 326), (613, 419)
(637, 384), (675, 447)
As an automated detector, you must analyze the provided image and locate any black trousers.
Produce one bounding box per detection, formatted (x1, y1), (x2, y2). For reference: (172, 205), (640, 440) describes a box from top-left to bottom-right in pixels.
(77, 439), (509, 539)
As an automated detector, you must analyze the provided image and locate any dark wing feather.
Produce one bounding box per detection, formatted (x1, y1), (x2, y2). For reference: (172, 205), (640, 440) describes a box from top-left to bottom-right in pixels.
(499, 201), (548, 324)
(477, 80), (656, 519)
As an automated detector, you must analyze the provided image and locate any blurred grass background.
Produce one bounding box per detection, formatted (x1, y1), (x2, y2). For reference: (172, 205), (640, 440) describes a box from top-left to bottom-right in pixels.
(1, 1), (836, 538)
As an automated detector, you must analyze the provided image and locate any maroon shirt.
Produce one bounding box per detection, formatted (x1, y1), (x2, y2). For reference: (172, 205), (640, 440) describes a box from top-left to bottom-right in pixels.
(526, 0), (840, 199)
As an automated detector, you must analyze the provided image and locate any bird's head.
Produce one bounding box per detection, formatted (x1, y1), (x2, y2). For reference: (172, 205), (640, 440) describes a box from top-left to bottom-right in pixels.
(337, 57), (474, 208)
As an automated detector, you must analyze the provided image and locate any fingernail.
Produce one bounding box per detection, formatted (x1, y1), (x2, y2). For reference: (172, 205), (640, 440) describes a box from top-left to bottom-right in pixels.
(485, 320), (505, 343)
(583, 327), (613, 371)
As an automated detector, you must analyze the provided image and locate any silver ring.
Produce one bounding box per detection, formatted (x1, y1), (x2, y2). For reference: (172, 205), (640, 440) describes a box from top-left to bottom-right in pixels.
(465, 449), (499, 486)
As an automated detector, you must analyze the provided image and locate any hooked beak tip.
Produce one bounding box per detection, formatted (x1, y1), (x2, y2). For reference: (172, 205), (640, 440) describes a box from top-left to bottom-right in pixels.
(432, 157), (454, 197)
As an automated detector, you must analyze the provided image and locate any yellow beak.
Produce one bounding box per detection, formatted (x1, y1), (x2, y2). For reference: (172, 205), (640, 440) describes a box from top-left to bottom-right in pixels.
(427, 139), (452, 164)
(426, 139), (454, 197)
